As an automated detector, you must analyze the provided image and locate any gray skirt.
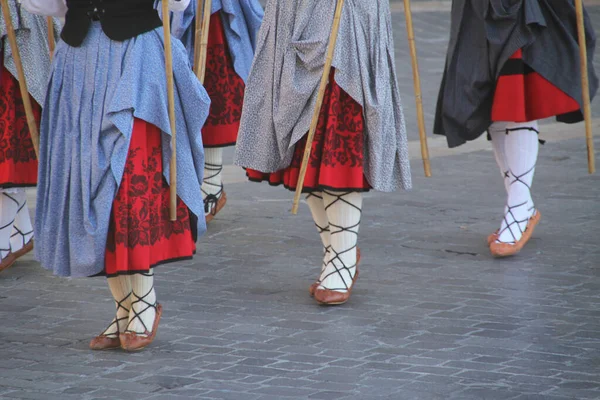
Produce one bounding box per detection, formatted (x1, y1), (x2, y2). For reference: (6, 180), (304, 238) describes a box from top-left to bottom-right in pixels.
(234, 0), (412, 192)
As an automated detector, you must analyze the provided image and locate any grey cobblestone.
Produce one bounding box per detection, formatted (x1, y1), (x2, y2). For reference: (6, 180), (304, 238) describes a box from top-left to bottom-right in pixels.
(0, 3), (599, 399)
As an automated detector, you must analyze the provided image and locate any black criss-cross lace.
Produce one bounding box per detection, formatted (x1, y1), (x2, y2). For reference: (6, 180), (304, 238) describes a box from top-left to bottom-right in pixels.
(497, 126), (537, 244)
(497, 199), (534, 244)
(125, 272), (157, 335)
(202, 162), (224, 216)
(102, 291), (131, 338)
(0, 193), (19, 258)
(10, 200), (33, 250)
(319, 190), (361, 292)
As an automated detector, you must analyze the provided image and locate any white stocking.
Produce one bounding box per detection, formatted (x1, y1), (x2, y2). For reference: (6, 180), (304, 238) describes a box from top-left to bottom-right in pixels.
(0, 190), (24, 260)
(127, 270), (157, 336)
(495, 121), (539, 244)
(306, 192), (331, 278)
(319, 191), (362, 292)
(489, 122), (510, 194)
(101, 276), (132, 337)
(10, 194), (34, 253)
(202, 148), (224, 215)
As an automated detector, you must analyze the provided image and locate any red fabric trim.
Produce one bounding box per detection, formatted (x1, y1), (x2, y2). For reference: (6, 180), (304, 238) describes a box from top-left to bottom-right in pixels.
(492, 49), (580, 122)
(201, 12), (245, 148)
(0, 65), (39, 188)
(104, 119), (195, 276)
(246, 70), (370, 192)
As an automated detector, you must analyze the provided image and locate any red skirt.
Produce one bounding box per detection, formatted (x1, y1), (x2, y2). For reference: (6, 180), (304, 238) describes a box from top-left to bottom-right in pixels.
(201, 13), (246, 148)
(104, 119), (196, 277)
(246, 70), (370, 192)
(0, 65), (39, 188)
(492, 49), (580, 122)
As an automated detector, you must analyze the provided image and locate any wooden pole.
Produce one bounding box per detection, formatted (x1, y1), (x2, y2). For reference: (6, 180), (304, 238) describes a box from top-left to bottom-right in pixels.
(1, 0), (39, 158)
(46, 17), (55, 60)
(403, 0), (431, 177)
(291, 0), (345, 215)
(193, 0), (202, 75)
(575, 0), (595, 174)
(162, 0), (178, 221)
(196, 0), (212, 83)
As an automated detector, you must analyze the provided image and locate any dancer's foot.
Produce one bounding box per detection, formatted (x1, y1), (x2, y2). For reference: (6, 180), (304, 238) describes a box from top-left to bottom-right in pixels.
(12, 239), (33, 260)
(313, 191), (362, 306)
(120, 303), (162, 351)
(90, 289), (131, 351)
(120, 272), (160, 351)
(205, 190), (227, 223)
(487, 231), (498, 246)
(10, 197), (34, 258)
(202, 148), (226, 223)
(314, 263), (360, 306)
(0, 190), (21, 273)
(309, 247), (360, 297)
(490, 210), (541, 257)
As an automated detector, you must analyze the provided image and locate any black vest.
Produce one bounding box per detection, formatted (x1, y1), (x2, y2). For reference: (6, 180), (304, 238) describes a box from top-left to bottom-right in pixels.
(61, 0), (163, 47)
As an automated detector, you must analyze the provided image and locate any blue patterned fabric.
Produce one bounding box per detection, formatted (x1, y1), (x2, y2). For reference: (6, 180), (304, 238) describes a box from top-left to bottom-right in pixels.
(0, 1), (60, 105)
(157, 0), (263, 82)
(35, 23), (211, 278)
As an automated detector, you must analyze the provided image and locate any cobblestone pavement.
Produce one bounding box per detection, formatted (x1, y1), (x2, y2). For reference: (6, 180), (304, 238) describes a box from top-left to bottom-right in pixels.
(1, 3), (600, 400)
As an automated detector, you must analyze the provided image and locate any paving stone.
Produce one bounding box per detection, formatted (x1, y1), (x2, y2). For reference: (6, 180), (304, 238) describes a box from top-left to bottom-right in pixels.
(1, 3), (599, 399)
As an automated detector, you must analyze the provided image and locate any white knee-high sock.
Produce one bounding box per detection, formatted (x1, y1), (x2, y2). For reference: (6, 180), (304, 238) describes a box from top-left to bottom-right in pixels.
(306, 192), (331, 276)
(10, 192), (34, 253)
(127, 270), (157, 336)
(319, 191), (362, 292)
(496, 121), (539, 244)
(489, 122), (510, 193)
(102, 276), (132, 337)
(0, 190), (23, 260)
(202, 148), (224, 214)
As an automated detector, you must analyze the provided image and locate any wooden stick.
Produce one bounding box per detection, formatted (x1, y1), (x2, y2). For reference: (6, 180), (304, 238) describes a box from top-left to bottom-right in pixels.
(1, 0), (39, 158)
(291, 0), (345, 215)
(575, 0), (595, 174)
(46, 17), (55, 60)
(196, 0), (212, 83)
(193, 0), (202, 75)
(403, 0), (431, 177)
(162, 0), (178, 221)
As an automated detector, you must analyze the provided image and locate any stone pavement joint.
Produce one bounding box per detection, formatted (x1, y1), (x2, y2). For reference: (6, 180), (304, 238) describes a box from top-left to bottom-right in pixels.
(1, 4), (600, 400)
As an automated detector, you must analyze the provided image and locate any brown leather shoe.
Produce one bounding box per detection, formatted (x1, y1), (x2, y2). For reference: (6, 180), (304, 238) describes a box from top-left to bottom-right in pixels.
(89, 334), (121, 351)
(206, 191), (227, 223)
(314, 268), (360, 306)
(487, 231), (498, 246)
(309, 248), (361, 297)
(120, 303), (163, 351)
(12, 239), (34, 260)
(0, 253), (16, 273)
(90, 314), (130, 350)
(490, 210), (541, 258)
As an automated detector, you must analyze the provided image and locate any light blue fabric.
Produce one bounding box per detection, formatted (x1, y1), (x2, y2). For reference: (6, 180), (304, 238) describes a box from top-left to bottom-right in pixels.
(35, 23), (211, 278)
(0, 1), (60, 105)
(157, 0), (264, 82)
